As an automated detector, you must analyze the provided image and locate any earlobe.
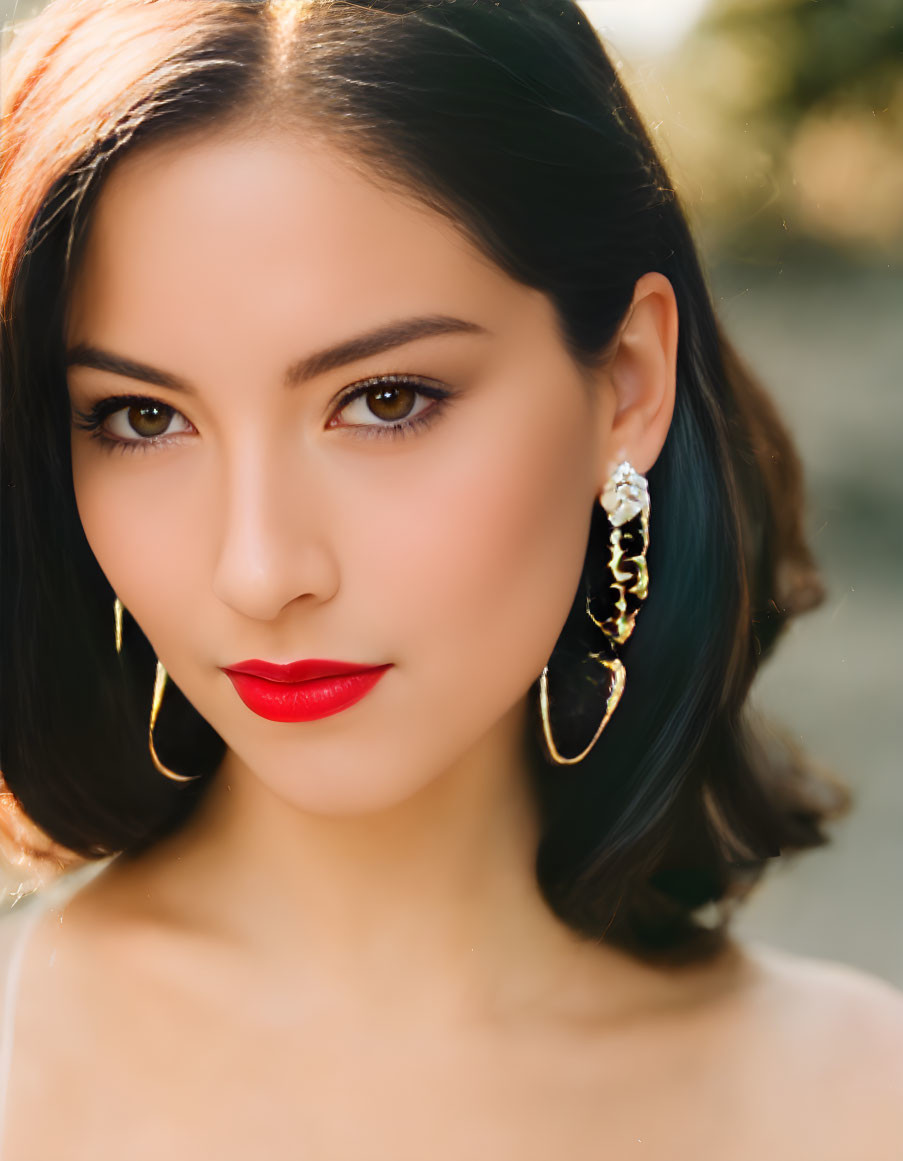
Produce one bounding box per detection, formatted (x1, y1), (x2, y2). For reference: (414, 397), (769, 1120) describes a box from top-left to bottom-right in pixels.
(603, 271), (678, 478)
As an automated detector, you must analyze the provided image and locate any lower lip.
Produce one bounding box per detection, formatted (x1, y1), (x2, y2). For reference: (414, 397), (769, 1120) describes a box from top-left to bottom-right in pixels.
(223, 665), (393, 723)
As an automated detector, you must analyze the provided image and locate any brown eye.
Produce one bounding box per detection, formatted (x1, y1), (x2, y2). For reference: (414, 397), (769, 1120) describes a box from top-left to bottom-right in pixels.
(71, 393), (193, 453)
(100, 400), (191, 443)
(332, 375), (446, 436)
(362, 384), (418, 423)
(124, 403), (173, 438)
(329, 374), (451, 442)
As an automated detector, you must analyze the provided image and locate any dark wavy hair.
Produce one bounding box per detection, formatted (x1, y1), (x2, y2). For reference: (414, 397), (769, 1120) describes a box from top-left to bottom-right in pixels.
(0, 0), (849, 961)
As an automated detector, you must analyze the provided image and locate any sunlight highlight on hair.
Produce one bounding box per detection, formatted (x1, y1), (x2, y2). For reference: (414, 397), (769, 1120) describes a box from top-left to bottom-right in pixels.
(267, 0), (312, 80)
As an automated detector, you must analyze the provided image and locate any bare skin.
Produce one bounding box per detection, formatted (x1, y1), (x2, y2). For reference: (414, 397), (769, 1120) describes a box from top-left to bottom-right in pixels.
(1, 125), (901, 1158)
(3, 876), (902, 1160)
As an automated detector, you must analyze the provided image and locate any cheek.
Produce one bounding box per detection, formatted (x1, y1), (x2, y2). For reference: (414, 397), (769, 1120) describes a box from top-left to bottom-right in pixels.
(70, 444), (199, 640)
(362, 391), (594, 710)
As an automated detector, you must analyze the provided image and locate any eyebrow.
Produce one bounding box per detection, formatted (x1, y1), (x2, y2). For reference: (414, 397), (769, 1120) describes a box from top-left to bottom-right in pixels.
(65, 315), (488, 394)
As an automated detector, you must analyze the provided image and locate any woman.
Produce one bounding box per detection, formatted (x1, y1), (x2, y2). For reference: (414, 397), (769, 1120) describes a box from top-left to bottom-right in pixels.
(1, 0), (900, 1156)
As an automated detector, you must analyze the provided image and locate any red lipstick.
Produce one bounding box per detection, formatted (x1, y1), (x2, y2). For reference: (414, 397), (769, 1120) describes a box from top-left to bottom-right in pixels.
(221, 658), (393, 723)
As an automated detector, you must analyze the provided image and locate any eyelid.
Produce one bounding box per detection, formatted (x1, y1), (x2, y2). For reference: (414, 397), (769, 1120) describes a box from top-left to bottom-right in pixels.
(329, 373), (446, 419)
(71, 393), (193, 434)
(71, 373), (451, 448)
(72, 374), (442, 427)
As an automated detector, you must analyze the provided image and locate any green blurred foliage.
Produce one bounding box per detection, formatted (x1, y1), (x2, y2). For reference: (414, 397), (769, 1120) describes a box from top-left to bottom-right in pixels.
(634, 0), (903, 262)
(703, 0), (903, 123)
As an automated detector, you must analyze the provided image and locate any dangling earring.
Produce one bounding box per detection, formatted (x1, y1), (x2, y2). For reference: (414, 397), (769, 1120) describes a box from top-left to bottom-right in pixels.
(112, 596), (200, 783)
(113, 595), (124, 655)
(149, 660), (200, 783)
(539, 460), (650, 765)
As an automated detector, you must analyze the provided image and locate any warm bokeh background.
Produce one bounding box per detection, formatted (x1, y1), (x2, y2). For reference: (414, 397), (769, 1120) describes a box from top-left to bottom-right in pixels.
(2, 0), (900, 984)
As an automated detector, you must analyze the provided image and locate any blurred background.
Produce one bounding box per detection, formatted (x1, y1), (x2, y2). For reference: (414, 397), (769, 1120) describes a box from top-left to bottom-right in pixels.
(1, 0), (901, 985)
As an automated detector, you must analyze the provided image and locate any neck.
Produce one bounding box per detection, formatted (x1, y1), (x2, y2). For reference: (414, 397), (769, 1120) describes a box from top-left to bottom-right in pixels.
(99, 698), (630, 1021)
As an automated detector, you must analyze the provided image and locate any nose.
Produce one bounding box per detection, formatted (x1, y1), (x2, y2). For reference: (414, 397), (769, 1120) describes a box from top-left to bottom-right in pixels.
(210, 445), (339, 622)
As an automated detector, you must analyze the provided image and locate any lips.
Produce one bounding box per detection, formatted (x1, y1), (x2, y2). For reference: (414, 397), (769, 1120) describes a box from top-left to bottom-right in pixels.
(223, 658), (384, 683)
(220, 658), (393, 723)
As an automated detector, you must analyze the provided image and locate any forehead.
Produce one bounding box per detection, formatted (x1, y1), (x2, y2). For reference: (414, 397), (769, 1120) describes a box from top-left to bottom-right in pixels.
(66, 128), (522, 352)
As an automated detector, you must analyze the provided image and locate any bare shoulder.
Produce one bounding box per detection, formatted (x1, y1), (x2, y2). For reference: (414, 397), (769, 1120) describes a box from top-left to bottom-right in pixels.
(740, 937), (903, 1047)
(732, 938), (903, 1153)
(0, 895), (40, 960)
(0, 895), (44, 1036)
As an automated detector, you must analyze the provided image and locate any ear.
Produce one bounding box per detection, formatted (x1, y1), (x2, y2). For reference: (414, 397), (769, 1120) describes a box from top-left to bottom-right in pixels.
(594, 271), (678, 483)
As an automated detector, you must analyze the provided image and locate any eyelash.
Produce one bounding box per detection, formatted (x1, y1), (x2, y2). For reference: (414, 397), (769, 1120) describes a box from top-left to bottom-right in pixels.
(70, 374), (451, 455)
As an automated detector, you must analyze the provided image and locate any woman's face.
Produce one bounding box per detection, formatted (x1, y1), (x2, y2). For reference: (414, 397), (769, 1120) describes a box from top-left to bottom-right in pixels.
(66, 127), (616, 814)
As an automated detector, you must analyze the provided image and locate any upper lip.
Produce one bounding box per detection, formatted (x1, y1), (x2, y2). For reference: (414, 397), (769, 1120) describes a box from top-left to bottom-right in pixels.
(222, 658), (389, 683)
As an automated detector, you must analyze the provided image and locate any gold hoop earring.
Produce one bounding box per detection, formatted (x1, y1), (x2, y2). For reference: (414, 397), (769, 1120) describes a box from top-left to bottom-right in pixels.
(113, 595), (200, 783)
(149, 660), (200, 783)
(539, 460), (650, 765)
